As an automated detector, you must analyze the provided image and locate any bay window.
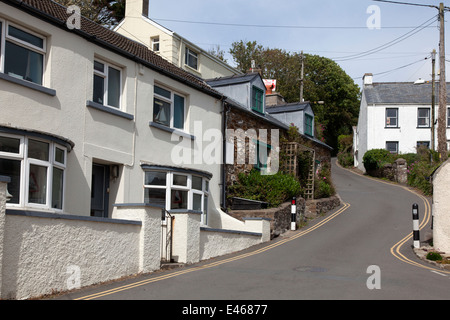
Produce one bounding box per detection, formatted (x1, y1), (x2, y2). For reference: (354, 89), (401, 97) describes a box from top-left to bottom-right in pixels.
(144, 170), (209, 224)
(0, 20), (46, 86)
(0, 133), (66, 210)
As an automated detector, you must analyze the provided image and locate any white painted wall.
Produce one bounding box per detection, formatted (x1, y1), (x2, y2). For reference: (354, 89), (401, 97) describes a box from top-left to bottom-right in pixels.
(115, 0), (241, 79)
(433, 160), (450, 253)
(355, 100), (450, 171)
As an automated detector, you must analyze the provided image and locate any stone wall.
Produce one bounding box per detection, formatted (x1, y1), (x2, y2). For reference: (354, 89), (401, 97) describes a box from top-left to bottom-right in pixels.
(228, 198), (306, 238)
(226, 107), (287, 186)
(304, 195), (341, 219)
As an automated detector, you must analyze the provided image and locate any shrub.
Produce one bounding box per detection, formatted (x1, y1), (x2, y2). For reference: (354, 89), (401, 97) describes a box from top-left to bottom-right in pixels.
(337, 151), (354, 167)
(407, 161), (439, 195)
(426, 251), (442, 261)
(314, 163), (335, 199)
(362, 149), (392, 172)
(228, 169), (302, 208)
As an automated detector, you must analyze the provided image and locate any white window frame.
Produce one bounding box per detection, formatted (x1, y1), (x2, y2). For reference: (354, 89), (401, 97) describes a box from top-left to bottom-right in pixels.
(386, 141), (399, 154)
(151, 36), (160, 52)
(93, 59), (123, 109)
(184, 47), (198, 70)
(417, 108), (430, 128)
(153, 84), (187, 130)
(143, 170), (209, 224)
(386, 108), (399, 128)
(0, 133), (66, 211)
(0, 19), (47, 85)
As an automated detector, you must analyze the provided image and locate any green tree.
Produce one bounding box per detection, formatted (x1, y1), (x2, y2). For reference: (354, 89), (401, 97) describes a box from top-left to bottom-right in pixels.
(54, 0), (125, 27)
(229, 41), (360, 152)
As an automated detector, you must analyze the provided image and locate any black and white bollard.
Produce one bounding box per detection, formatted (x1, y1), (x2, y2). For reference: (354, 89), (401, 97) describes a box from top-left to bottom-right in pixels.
(412, 203), (420, 248)
(291, 197), (296, 231)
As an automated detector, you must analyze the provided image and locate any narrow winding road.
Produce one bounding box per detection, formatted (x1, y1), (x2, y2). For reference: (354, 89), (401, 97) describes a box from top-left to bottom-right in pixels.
(57, 159), (450, 302)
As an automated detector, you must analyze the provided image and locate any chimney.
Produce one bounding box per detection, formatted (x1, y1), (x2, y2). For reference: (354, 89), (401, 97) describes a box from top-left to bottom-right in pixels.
(363, 73), (373, 86)
(125, 0), (149, 18)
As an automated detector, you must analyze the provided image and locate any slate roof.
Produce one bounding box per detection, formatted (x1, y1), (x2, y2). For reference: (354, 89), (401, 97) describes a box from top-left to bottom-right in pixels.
(266, 102), (310, 114)
(364, 82), (450, 105)
(206, 73), (261, 87)
(1, 0), (222, 99)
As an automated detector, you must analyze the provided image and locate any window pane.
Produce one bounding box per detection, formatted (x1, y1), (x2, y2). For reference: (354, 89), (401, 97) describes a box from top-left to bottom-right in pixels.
(94, 60), (104, 73)
(386, 142), (398, 154)
(173, 174), (187, 186)
(144, 188), (166, 206)
(29, 164), (47, 204)
(203, 196), (208, 224)
(192, 176), (202, 190)
(5, 41), (43, 85)
(28, 139), (49, 161)
(52, 167), (64, 209)
(0, 136), (20, 154)
(171, 190), (187, 209)
(107, 66), (121, 108)
(8, 25), (44, 48)
(154, 85), (171, 99)
(153, 97), (170, 126)
(145, 171), (166, 186)
(386, 109), (397, 117)
(0, 158), (21, 204)
(93, 74), (105, 104)
(193, 193), (202, 211)
(55, 147), (65, 164)
(174, 94), (185, 129)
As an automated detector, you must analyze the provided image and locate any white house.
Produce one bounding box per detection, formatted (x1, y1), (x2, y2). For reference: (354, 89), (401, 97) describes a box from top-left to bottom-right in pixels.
(354, 73), (450, 171)
(114, 0), (242, 79)
(0, 0), (269, 299)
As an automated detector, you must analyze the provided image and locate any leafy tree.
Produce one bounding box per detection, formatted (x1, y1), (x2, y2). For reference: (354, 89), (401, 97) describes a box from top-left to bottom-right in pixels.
(54, 0), (125, 27)
(229, 41), (360, 152)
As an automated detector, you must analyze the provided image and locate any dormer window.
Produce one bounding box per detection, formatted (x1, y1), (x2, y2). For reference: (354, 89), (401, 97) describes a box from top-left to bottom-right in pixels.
(252, 86), (264, 113)
(151, 36), (159, 52)
(185, 47), (198, 70)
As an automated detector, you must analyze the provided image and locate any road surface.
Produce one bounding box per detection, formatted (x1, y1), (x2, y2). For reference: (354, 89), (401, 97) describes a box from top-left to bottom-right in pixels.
(55, 159), (450, 302)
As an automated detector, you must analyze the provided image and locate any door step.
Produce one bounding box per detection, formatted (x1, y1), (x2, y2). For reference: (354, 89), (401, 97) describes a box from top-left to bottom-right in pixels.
(161, 262), (185, 270)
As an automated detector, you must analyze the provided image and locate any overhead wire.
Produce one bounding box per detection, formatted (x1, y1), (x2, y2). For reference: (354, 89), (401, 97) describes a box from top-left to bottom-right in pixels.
(332, 15), (438, 61)
(352, 55), (430, 80)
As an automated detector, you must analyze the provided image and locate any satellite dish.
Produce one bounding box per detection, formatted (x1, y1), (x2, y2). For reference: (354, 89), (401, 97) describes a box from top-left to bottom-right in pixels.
(414, 78), (425, 85)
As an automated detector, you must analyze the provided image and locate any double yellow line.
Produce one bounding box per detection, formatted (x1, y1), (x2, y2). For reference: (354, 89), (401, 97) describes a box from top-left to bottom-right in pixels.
(389, 186), (450, 274)
(75, 202), (351, 300)
(339, 163), (448, 274)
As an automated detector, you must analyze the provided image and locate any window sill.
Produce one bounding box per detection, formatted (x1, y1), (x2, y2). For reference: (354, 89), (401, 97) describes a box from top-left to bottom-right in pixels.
(417, 126), (431, 129)
(86, 100), (134, 120)
(149, 121), (195, 140)
(0, 72), (56, 96)
(384, 126), (400, 129)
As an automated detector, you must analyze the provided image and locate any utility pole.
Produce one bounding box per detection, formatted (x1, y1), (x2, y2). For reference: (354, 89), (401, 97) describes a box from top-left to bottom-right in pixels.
(300, 51), (304, 102)
(431, 49), (436, 153)
(438, 3), (448, 161)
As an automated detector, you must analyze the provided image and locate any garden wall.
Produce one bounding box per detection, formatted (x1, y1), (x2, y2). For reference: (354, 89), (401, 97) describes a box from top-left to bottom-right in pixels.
(228, 198), (306, 238)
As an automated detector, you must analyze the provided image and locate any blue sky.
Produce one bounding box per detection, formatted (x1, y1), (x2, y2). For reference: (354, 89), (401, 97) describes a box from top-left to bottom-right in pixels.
(146, 0), (450, 87)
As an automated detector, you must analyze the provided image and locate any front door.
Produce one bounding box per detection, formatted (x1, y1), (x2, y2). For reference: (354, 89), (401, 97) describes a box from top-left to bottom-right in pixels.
(90, 164), (109, 218)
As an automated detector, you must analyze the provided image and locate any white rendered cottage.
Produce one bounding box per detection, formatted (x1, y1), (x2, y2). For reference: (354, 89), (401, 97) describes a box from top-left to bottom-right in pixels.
(354, 73), (450, 171)
(0, 0), (269, 299)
